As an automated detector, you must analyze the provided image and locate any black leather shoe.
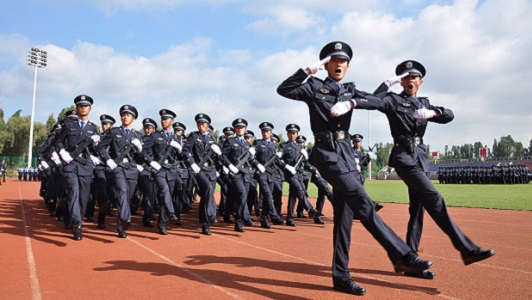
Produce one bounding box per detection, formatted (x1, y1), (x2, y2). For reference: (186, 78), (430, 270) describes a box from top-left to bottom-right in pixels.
(234, 222), (245, 232)
(296, 212), (307, 218)
(159, 228), (168, 235)
(286, 220), (297, 227)
(462, 248), (495, 265)
(97, 223), (106, 229)
(118, 231), (127, 238)
(314, 217), (326, 224)
(209, 216), (218, 224)
(375, 203), (384, 212)
(394, 252), (432, 273)
(169, 214), (178, 222)
(174, 219), (183, 226)
(260, 221), (271, 229)
(244, 220), (254, 226)
(333, 278), (366, 296)
(272, 219), (285, 225)
(73, 225), (82, 241)
(202, 225), (211, 235)
(143, 221), (154, 228)
(308, 209), (317, 219)
(223, 217), (232, 224)
(404, 270), (436, 279)
(122, 219), (131, 231)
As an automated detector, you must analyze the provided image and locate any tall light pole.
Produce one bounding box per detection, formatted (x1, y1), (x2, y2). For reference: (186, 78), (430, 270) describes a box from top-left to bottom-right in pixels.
(26, 47), (47, 167)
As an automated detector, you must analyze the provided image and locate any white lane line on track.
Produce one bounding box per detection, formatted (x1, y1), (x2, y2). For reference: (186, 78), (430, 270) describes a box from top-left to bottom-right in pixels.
(18, 182), (42, 300)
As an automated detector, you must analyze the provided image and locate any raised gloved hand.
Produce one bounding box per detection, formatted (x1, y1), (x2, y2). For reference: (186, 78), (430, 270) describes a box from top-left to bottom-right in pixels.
(91, 134), (100, 145)
(300, 148), (308, 160)
(257, 163), (266, 174)
(190, 163), (201, 174)
(106, 159), (117, 170)
(306, 56), (331, 74)
(59, 149), (73, 164)
(413, 108), (437, 119)
(169, 140), (182, 152)
(284, 165), (296, 175)
(368, 151), (377, 160)
(248, 147), (256, 157)
(210, 144), (221, 156)
(150, 161), (161, 171)
(90, 155), (102, 165)
(385, 73), (408, 87)
(331, 101), (353, 117)
(131, 138), (143, 153)
(40, 161), (50, 170)
(51, 151), (62, 165)
(229, 164), (239, 174)
(136, 164), (144, 172)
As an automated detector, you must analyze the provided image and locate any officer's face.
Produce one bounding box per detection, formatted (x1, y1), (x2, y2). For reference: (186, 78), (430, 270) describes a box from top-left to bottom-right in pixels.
(261, 129), (272, 140)
(245, 136), (254, 143)
(197, 122), (209, 134)
(326, 58), (349, 82)
(101, 122), (112, 132)
(121, 113), (135, 127)
(76, 105), (91, 118)
(287, 131), (298, 142)
(401, 75), (423, 96)
(144, 125), (155, 135)
(234, 125), (246, 137)
(161, 117), (173, 131)
(353, 140), (362, 149)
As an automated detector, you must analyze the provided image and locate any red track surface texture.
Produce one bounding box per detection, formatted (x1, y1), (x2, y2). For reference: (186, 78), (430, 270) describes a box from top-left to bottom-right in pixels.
(1, 178), (531, 299)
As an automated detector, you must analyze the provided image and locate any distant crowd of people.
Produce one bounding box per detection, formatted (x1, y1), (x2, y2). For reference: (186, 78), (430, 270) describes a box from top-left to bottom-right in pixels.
(437, 164), (531, 184)
(17, 165), (41, 182)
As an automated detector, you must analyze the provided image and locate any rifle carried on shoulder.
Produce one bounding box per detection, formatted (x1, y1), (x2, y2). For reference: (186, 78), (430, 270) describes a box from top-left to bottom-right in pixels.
(149, 145), (175, 174)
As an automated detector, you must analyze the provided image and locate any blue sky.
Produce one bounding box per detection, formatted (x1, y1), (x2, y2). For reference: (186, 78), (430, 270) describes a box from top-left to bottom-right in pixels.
(0, 0), (530, 153)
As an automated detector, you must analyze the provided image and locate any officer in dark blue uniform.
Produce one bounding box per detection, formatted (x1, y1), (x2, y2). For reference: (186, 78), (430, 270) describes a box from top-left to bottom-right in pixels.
(98, 105), (143, 238)
(277, 41), (432, 296)
(172, 121), (191, 221)
(183, 113), (221, 235)
(357, 60), (495, 278)
(55, 95), (100, 240)
(253, 122), (285, 228)
(136, 117), (157, 228)
(142, 109), (181, 235)
(270, 133), (285, 216)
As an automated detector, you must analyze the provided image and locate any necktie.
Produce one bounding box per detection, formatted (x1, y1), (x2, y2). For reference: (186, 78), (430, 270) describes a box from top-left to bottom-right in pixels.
(166, 132), (171, 140)
(80, 121), (85, 130)
(238, 137), (245, 146)
(125, 129), (131, 137)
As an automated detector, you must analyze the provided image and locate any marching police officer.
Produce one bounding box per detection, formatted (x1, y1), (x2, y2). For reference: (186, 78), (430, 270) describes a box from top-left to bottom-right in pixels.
(351, 133), (384, 212)
(277, 41), (432, 295)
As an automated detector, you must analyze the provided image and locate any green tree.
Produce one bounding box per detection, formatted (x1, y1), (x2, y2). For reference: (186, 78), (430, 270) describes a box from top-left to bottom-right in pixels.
(0, 108), (13, 155)
(45, 114), (56, 132)
(493, 135), (518, 158)
(4, 110), (30, 157)
(375, 142), (393, 169)
(57, 105), (76, 123)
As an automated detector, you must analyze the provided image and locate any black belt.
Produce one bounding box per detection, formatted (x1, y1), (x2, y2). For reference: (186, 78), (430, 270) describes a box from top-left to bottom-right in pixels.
(315, 130), (349, 142)
(394, 136), (423, 147)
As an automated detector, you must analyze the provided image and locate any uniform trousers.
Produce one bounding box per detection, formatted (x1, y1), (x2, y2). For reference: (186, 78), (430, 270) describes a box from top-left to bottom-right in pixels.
(285, 174), (312, 221)
(195, 170), (216, 226)
(112, 167), (137, 232)
(64, 171), (92, 226)
(153, 170), (176, 229)
(257, 177), (282, 222)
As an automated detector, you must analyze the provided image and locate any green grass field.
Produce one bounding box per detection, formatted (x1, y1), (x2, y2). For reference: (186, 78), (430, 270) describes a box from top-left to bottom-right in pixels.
(296, 180), (532, 211)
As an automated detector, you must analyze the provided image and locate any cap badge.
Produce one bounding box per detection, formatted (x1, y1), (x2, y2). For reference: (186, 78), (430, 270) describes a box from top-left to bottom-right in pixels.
(162, 110), (166, 114)
(334, 43), (342, 50)
(81, 95), (86, 100)
(125, 105), (129, 109)
(100, 115), (105, 120)
(406, 61), (413, 68)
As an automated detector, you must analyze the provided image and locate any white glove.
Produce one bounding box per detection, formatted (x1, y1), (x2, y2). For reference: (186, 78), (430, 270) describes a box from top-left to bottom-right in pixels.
(257, 163), (266, 174)
(412, 108), (437, 119)
(284, 165), (296, 175)
(169, 140), (182, 152)
(300, 148), (308, 160)
(106, 159), (117, 170)
(190, 163), (201, 174)
(276, 151), (283, 158)
(131, 138), (143, 153)
(385, 73), (408, 87)
(91, 135), (100, 145)
(51, 151), (62, 165)
(248, 147), (256, 157)
(306, 56), (331, 74)
(229, 164), (239, 174)
(59, 149), (73, 164)
(90, 155), (101, 165)
(368, 151), (377, 160)
(40, 161), (50, 170)
(210, 144), (222, 156)
(150, 161), (161, 171)
(330, 101), (353, 117)
(315, 170), (321, 178)
(222, 166), (229, 174)
(137, 164), (144, 172)
(216, 171), (220, 177)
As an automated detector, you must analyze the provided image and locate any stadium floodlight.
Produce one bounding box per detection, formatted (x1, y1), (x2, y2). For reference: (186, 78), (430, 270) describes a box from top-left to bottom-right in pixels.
(26, 47), (47, 167)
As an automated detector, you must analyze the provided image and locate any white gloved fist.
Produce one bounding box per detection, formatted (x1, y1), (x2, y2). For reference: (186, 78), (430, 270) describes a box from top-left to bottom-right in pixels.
(91, 135), (100, 145)
(136, 164), (144, 172)
(368, 151), (377, 160)
(210, 144), (222, 156)
(51, 151), (62, 165)
(90, 155), (101, 165)
(229, 164), (239, 174)
(40, 161), (50, 170)
(276, 151), (283, 158)
(300, 148), (308, 160)
(385, 73), (408, 87)
(150, 161), (161, 171)
(257, 163), (266, 174)
(59, 149), (73, 164)
(412, 108), (437, 119)
(190, 163), (201, 174)
(106, 159), (117, 170)
(330, 101), (353, 117)
(216, 171), (220, 177)
(169, 140), (182, 152)
(222, 166), (229, 174)
(248, 147), (256, 157)
(284, 165), (296, 175)
(131, 138), (143, 153)
(306, 56), (331, 74)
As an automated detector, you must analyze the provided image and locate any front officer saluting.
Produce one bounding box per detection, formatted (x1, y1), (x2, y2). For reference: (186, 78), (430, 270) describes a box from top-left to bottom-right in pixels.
(98, 105), (143, 238)
(55, 95), (100, 240)
(277, 41), (432, 296)
(359, 60), (495, 278)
